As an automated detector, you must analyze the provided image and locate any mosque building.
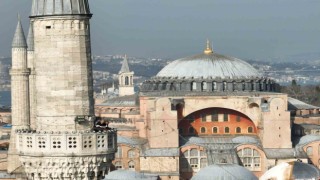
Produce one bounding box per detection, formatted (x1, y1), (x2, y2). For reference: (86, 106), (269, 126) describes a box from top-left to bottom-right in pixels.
(96, 40), (320, 179)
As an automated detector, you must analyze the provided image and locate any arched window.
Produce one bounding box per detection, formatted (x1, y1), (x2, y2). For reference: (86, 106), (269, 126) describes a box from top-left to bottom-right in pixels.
(189, 127), (195, 134)
(213, 82), (217, 91)
(213, 127), (218, 134)
(128, 149), (135, 158)
(237, 148), (261, 171)
(116, 146), (122, 158)
(162, 82), (167, 90)
(223, 82), (227, 91)
(128, 161), (135, 170)
(201, 82), (207, 91)
(115, 161), (122, 169)
(225, 127), (230, 134)
(236, 127), (241, 133)
(181, 148), (207, 172)
(242, 82), (246, 91)
(200, 127), (206, 133)
(248, 127), (253, 133)
(170, 82), (175, 91)
(125, 76), (129, 85)
(191, 82), (197, 91)
(307, 146), (313, 156)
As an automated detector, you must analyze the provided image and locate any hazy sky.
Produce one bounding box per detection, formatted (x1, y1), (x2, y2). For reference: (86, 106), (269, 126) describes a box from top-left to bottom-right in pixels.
(0, 0), (320, 60)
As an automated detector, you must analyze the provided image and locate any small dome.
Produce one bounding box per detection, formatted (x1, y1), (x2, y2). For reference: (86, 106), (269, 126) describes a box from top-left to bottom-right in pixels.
(192, 164), (258, 180)
(261, 161), (320, 180)
(31, 0), (91, 17)
(104, 170), (157, 180)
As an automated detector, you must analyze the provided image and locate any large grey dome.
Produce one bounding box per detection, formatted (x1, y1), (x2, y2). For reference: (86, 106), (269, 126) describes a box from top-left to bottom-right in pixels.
(192, 164), (258, 180)
(157, 51), (261, 79)
(31, 0), (91, 17)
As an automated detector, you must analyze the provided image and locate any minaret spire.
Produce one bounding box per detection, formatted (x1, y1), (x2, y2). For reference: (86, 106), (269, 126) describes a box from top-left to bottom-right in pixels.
(119, 54), (130, 73)
(12, 15), (27, 48)
(27, 23), (34, 51)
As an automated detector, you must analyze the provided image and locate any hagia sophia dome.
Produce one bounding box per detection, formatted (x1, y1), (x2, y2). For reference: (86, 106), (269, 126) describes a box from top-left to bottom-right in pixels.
(157, 40), (261, 79)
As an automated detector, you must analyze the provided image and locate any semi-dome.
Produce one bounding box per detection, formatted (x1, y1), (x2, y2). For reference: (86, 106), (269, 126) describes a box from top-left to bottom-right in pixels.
(260, 161), (320, 180)
(31, 0), (91, 17)
(103, 170), (158, 180)
(157, 41), (261, 79)
(192, 164), (258, 180)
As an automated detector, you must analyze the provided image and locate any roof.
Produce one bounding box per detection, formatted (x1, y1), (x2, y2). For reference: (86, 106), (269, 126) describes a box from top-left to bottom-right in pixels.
(141, 148), (179, 157)
(117, 136), (147, 147)
(191, 164), (258, 180)
(295, 135), (320, 147)
(31, 0), (91, 17)
(157, 52), (261, 79)
(288, 97), (320, 110)
(119, 55), (131, 73)
(12, 19), (27, 48)
(104, 170), (158, 180)
(98, 94), (138, 107)
(264, 148), (308, 159)
(27, 23), (34, 51)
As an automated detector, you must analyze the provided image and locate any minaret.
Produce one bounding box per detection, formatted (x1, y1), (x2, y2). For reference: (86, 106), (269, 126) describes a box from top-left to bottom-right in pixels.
(7, 17), (30, 173)
(14, 1), (117, 179)
(118, 55), (134, 96)
(27, 22), (36, 130)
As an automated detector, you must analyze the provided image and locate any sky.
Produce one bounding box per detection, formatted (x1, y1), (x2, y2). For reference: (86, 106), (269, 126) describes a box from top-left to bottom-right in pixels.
(0, 0), (320, 61)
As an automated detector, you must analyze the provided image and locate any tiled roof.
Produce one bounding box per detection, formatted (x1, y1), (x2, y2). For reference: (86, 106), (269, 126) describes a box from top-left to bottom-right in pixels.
(103, 170), (158, 180)
(141, 148), (179, 157)
(288, 97), (320, 110)
(264, 148), (308, 159)
(98, 94), (138, 107)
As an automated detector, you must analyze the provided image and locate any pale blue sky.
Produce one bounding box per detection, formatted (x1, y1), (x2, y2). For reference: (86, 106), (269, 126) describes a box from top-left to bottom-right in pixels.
(0, 0), (320, 60)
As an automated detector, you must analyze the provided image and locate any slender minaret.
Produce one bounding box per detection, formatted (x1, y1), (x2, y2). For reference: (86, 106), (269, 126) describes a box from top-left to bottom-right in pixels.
(13, 1), (116, 180)
(118, 55), (134, 96)
(7, 17), (30, 173)
(27, 22), (36, 130)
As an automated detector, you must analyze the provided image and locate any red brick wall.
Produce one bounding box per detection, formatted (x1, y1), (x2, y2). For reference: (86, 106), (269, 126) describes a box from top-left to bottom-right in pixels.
(178, 108), (257, 136)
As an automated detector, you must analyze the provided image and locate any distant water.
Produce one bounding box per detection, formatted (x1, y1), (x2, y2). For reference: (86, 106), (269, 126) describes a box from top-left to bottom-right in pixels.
(0, 91), (11, 107)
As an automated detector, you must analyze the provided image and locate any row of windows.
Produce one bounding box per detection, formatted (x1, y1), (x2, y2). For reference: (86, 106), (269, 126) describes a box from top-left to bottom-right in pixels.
(181, 126), (254, 134)
(180, 148), (207, 172)
(114, 161), (135, 170)
(187, 113), (243, 122)
(237, 148), (261, 171)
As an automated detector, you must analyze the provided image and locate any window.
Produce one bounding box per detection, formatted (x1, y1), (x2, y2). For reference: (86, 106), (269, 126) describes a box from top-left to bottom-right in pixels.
(115, 161), (122, 169)
(179, 128), (183, 134)
(181, 148), (207, 172)
(242, 82), (245, 91)
(236, 127), (241, 133)
(200, 127), (206, 133)
(201, 114), (207, 122)
(225, 127), (230, 134)
(189, 127), (195, 134)
(191, 82), (197, 91)
(248, 127), (253, 133)
(128, 149), (135, 158)
(125, 76), (129, 85)
(202, 82), (207, 91)
(236, 116), (241, 122)
(116, 146), (122, 158)
(307, 146), (313, 156)
(211, 111), (218, 122)
(238, 148), (261, 171)
(128, 161), (135, 170)
(223, 114), (228, 122)
(213, 127), (218, 134)
(212, 82), (217, 91)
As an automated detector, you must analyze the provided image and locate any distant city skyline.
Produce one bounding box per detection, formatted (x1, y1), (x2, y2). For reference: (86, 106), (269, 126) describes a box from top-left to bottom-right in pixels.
(0, 0), (320, 61)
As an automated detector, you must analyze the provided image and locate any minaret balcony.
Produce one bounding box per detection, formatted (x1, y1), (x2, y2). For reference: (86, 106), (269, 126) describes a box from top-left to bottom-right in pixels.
(15, 129), (117, 156)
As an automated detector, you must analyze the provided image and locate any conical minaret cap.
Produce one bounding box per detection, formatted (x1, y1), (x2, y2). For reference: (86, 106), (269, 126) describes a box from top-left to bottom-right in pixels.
(119, 54), (131, 73)
(31, 0), (91, 17)
(27, 23), (34, 51)
(12, 17), (27, 48)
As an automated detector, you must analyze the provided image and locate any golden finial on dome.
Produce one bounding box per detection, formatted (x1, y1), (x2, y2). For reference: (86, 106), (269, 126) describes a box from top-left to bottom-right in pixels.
(203, 39), (213, 54)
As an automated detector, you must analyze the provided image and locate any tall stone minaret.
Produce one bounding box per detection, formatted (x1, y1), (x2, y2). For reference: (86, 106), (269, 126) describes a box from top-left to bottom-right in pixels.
(7, 17), (30, 173)
(118, 55), (134, 96)
(27, 23), (36, 130)
(13, 1), (117, 179)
